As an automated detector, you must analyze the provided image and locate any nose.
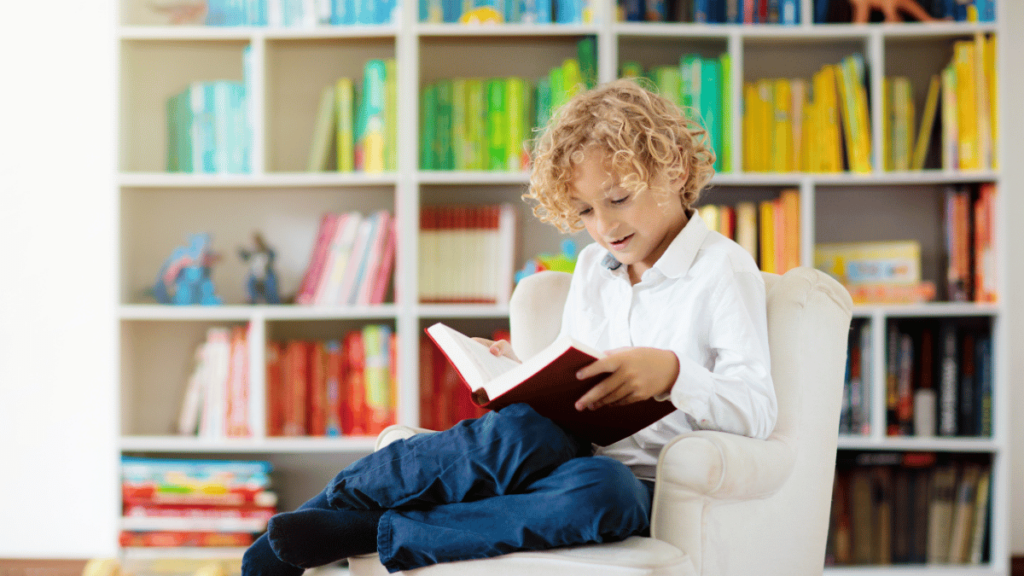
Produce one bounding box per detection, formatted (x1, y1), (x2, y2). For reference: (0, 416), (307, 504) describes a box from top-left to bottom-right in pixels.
(594, 209), (618, 236)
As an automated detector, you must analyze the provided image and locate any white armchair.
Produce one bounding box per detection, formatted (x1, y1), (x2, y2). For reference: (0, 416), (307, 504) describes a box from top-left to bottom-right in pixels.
(349, 266), (853, 576)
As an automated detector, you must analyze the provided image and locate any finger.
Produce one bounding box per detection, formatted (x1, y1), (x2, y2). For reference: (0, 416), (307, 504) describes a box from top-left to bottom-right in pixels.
(574, 373), (625, 411)
(606, 392), (641, 408)
(588, 381), (635, 411)
(576, 356), (618, 381)
(490, 340), (510, 357)
(472, 337), (495, 348)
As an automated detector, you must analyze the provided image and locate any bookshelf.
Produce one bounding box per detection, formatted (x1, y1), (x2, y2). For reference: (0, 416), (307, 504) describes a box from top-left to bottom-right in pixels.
(115, 1), (1008, 573)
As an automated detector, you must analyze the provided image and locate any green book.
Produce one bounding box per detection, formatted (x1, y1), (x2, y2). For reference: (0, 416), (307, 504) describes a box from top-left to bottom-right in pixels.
(549, 66), (565, 115)
(720, 53), (733, 172)
(699, 58), (722, 171)
(436, 79), (454, 171)
(465, 78), (486, 170)
(486, 78), (507, 171)
(307, 83), (337, 172)
(679, 54), (701, 110)
(535, 76), (552, 132)
(561, 59), (583, 104)
(505, 77), (530, 171)
(653, 66), (681, 108)
(577, 36), (597, 89)
(166, 93), (179, 172)
(335, 78), (355, 172)
(385, 59), (398, 172)
(420, 83), (437, 170)
(359, 59), (387, 173)
(620, 61), (643, 79)
(452, 78), (468, 170)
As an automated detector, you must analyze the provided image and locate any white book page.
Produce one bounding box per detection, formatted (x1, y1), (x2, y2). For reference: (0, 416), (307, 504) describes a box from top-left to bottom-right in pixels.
(428, 324), (522, 390)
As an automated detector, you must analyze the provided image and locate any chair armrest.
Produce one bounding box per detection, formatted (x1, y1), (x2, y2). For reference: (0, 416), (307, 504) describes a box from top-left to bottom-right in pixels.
(375, 425), (437, 451)
(654, 431), (795, 501)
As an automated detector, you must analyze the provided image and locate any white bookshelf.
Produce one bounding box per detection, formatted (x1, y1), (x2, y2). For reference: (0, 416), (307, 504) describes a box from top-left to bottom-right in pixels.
(115, 1), (1008, 571)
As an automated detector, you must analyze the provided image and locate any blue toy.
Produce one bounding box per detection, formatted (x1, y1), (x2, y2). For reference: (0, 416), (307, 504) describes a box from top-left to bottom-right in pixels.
(515, 239), (579, 284)
(238, 232), (281, 305)
(153, 233), (223, 305)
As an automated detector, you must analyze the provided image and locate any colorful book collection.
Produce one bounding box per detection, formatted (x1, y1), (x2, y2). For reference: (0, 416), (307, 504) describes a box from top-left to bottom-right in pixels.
(266, 325), (398, 437)
(827, 453), (992, 566)
(178, 325), (255, 439)
(696, 188), (800, 275)
(744, 54), (870, 174)
(419, 0), (592, 23)
(940, 34), (998, 172)
(816, 241), (936, 306)
(194, 0), (396, 27)
(307, 59), (398, 173)
(815, 0), (995, 23)
(945, 183), (996, 303)
(417, 331), (501, 431)
(420, 38), (596, 171)
(619, 0), (800, 24)
(166, 81), (251, 174)
(621, 53), (730, 172)
(120, 457), (277, 548)
(295, 210), (397, 306)
(840, 320), (872, 436)
(419, 204), (517, 304)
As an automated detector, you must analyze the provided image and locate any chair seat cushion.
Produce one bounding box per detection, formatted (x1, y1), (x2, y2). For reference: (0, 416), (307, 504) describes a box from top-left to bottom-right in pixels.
(347, 536), (695, 576)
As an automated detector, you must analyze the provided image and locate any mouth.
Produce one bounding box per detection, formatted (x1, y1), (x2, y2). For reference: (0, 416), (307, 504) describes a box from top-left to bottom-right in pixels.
(609, 234), (633, 250)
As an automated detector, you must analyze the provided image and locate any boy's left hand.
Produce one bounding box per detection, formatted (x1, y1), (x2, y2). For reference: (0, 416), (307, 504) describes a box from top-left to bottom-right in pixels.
(573, 347), (679, 412)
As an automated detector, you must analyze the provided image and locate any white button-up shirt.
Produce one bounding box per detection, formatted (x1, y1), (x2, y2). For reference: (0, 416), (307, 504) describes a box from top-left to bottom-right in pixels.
(557, 210), (777, 480)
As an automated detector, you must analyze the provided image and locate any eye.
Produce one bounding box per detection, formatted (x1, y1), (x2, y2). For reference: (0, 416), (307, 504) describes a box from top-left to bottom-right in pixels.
(611, 195), (630, 205)
(578, 207), (593, 217)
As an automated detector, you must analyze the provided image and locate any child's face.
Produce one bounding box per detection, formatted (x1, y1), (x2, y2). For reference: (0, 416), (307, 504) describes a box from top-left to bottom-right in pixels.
(569, 149), (688, 280)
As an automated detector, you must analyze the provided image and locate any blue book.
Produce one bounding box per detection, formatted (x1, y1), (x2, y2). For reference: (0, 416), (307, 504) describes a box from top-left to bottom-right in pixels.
(356, 0), (378, 24)
(332, 0), (357, 24)
(556, 0), (582, 23)
(622, 0), (643, 20)
(205, 0), (229, 24)
(780, 0), (797, 24)
(693, 0), (709, 23)
(521, 0), (552, 22)
(813, 0), (829, 22)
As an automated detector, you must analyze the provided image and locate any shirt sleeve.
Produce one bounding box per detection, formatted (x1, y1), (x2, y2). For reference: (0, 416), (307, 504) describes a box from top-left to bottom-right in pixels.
(664, 270), (778, 440)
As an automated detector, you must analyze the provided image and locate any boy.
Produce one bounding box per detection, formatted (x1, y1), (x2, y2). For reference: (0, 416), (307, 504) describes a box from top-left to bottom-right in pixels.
(243, 78), (776, 575)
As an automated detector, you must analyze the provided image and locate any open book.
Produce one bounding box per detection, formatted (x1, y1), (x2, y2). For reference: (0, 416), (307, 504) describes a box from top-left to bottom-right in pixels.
(425, 323), (676, 446)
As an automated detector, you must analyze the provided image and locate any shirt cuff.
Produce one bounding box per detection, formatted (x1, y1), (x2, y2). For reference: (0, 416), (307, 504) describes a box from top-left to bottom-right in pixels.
(659, 352), (715, 425)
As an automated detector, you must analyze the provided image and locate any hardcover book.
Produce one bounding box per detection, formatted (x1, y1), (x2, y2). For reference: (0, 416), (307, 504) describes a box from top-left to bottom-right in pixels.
(425, 323), (676, 446)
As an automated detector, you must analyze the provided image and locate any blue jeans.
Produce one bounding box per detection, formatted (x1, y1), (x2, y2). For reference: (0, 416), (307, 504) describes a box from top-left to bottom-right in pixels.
(325, 403), (654, 572)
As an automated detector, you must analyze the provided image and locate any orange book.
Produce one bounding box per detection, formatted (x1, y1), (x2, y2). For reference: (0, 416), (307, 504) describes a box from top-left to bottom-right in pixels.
(282, 341), (310, 436)
(325, 340), (344, 436)
(780, 189), (801, 273)
(426, 323), (675, 446)
(225, 326), (250, 438)
(343, 331), (367, 436)
(307, 341), (328, 437)
(265, 342), (284, 437)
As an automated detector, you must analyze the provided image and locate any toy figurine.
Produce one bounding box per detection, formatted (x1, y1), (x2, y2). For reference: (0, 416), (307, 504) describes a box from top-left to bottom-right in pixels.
(154, 233), (223, 305)
(238, 232), (281, 304)
(514, 239), (579, 284)
(847, 0), (938, 23)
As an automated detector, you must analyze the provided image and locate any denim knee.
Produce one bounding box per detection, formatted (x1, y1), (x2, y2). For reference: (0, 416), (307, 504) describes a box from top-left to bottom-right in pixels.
(552, 457), (652, 534)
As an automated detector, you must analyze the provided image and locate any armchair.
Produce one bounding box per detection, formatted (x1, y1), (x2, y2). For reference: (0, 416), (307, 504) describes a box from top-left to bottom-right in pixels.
(349, 266), (853, 576)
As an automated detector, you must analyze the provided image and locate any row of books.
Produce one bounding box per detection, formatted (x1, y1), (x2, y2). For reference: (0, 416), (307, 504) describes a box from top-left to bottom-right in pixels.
(624, 54), (729, 172)
(946, 184), (996, 303)
(419, 38), (596, 171)
(418, 333), (493, 431)
(295, 210), (397, 306)
(744, 54), (870, 174)
(266, 326), (397, 437)
(695, 188), (800, 275)
(816, 0), (995, 23)
(940, 34), (998, 172)
(827, 453), (991, 566)
(120, 457), (276, 548)
(419, 204), (517, 304)
(307, 60), (398, 173)
(178, 326), (254, 439)
(620, 0), (801, 24)
(816, 241), (936, 306)
(191, 0), (396, 27)
(420, 0), (593, 23)
(167, 81), (251, 174)
(882, 76), (935, 172)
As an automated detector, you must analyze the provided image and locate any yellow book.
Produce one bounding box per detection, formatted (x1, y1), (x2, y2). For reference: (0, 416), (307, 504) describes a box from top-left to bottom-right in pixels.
(985, 35), (997, 170)
(759, 200), (776, 273)
(735, 201), (758, 262)
(803, 99), (817, 172)
(384, 59), (398, 172)
(954, 41), (979, 170)
(779, 188), (800, 272)
(974, 33), (992, 170)
(790, 79), (807, 172)
(842, 56), (872, 173)
(912, 75), (940, 171)
(941, 65), (958, 171)
(817, 65), (842, 173)
(893, 77), (914, 171)
(698, 204), (720, 233)
(743, 82), (757, 171)
(771, 79), (792, 173)
(335, 77), (355, 173)
(882, 77), (892, 171)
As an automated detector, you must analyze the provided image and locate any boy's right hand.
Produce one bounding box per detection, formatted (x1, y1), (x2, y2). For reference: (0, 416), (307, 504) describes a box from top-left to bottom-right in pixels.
(472, 337), (521, 363)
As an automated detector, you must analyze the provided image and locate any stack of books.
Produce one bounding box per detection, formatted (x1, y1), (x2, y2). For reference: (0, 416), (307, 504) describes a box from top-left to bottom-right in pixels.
(697, 188), (799, 275)
(295, 210), (397, 306)
(418, 204), (517, 304)
(945, 183), (997, 303)
(417, 333), (493, 431)
(420, 0), (594, 23)
(174, 0), (397, 27)
(266, 324), (397, 437)
(166, 81), (250, 174)
(939, 34), (998, 172)
(178, 325), (254, 439)
(120, 457), (277, 548)
(307, 59), (398, 174)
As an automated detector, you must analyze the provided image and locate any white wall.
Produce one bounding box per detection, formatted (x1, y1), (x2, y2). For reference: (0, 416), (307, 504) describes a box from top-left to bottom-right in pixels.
(0, 0), (119, 557)
(0, 0), (1019, 560)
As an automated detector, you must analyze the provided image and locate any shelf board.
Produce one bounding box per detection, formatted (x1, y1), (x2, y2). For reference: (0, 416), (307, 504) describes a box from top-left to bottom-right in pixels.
(614, 21), (996, 40)
(417, 170), (530, 185)
(119, 172), (398, 188)
(849, 302), (1000, 318)
(416, 304), (511, 318)
(837, 435), (998, 453)
(119, 25), (397, 40)
(120, 435), (378, 453)
(823, 564), (1000, 575)
(808, 170), (999, 186)
(119, 304), (399, 321)
(415, 171), (997, 187)
(416, 23), (600, 36)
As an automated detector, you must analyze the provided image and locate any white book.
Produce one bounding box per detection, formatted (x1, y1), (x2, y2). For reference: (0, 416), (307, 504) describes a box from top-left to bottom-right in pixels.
(313, 212), (362, 305)
(198, 328), (231, 439)
(333, 215), (376, 305)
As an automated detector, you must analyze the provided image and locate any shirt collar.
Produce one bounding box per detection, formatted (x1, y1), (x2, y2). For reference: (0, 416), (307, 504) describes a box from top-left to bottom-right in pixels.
(600, 209), (710, 280)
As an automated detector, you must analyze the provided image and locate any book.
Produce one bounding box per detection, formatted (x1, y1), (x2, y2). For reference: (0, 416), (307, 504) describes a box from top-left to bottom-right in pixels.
(425, 322), (676, 446)
(912, 75), (940, 171)
(307, 84), (337, 171)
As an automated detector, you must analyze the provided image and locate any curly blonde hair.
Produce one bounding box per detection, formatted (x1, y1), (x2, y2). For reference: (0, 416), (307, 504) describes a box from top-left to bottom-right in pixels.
(525, 78), (716, 233)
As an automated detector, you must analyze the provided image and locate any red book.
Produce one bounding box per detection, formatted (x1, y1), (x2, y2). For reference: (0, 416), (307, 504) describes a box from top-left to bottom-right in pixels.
(119, 530), (254, 548)
(425, 323), (676, 446)
(343, 331), (368, 436)
(308, 341), (328, 436)
(296, 213), (341, 305)
(325, 340), (344, 436)
(282, 341), (310, 436)
(225, 326), (250, 438)
(419, 335), (437, 430)
(265, 342), (284, 436)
